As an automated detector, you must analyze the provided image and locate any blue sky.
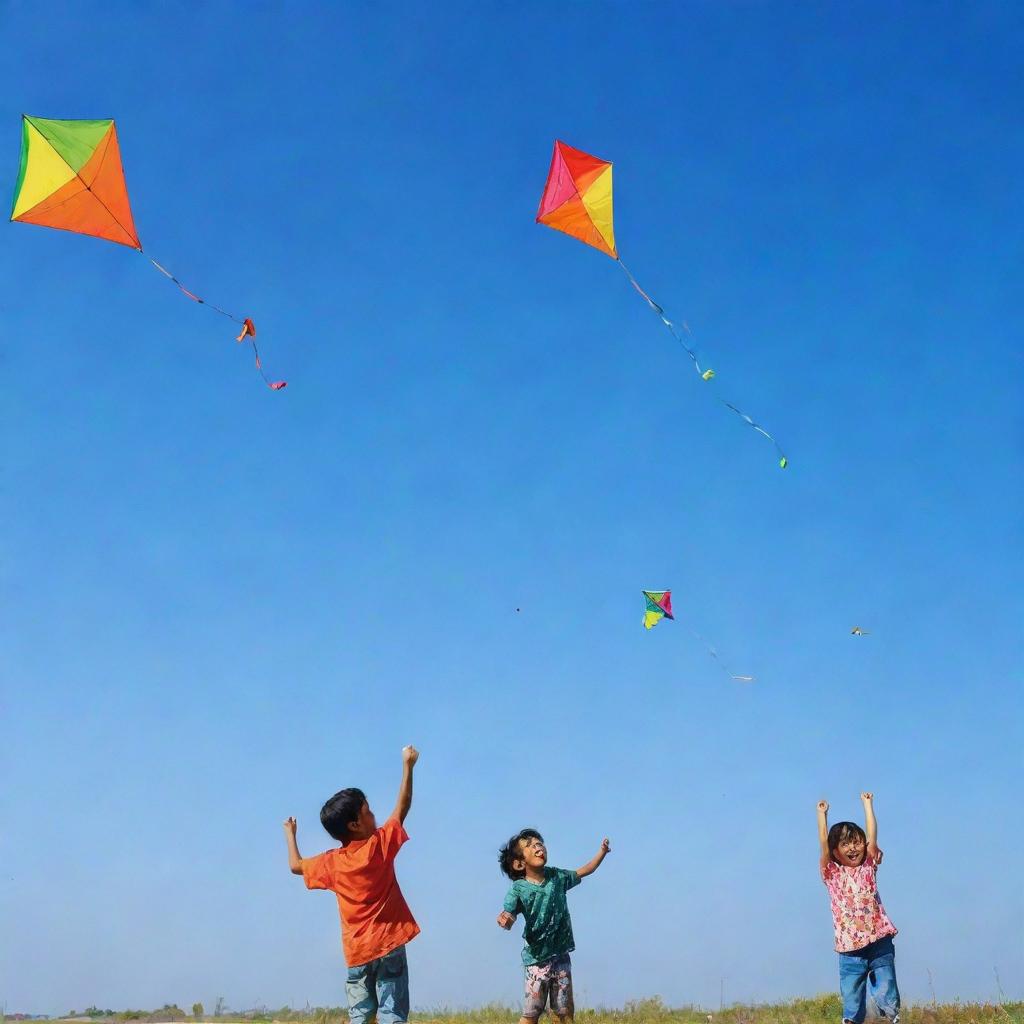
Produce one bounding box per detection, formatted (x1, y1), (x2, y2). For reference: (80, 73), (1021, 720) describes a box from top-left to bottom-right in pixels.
(2, 0), (1022, 1015)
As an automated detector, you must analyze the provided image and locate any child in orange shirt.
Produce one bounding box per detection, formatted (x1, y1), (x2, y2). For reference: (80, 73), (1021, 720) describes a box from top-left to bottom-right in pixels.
(284, 746), (421, 1024)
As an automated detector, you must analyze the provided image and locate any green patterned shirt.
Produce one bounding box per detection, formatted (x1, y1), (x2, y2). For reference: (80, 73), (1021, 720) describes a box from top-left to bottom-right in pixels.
(503, 866), (581, 965)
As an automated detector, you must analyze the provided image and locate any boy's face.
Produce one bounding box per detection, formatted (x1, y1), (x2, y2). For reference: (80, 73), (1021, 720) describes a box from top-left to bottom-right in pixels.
(347, 801), (377, 841)
(514, 835), (548, 875)
(833, 833), (866, 867)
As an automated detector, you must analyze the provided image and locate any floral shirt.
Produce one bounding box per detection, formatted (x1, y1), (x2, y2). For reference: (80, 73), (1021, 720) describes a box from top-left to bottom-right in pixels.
(822, 853), (897, 952)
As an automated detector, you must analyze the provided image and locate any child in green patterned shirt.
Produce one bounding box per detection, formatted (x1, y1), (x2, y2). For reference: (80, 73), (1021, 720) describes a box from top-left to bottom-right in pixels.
(496, 828), (610, 1024)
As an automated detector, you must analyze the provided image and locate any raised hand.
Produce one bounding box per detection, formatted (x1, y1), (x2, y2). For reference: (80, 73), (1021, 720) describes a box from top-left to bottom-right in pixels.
(403, 745), (419, 766)
(283, 816), (303, 875)
(817, 800), (829, 814)
(600, 838), (611, 854)
(860, 792), (874, 803)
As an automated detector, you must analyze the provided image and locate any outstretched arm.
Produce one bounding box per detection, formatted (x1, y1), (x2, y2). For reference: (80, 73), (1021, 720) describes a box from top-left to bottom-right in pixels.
(577, 838), (611, 878)
(283, 817), (304, 875)
(861, 792), (883, 863)
(391, 745), (419, 824)
(817, 801), (830, 879)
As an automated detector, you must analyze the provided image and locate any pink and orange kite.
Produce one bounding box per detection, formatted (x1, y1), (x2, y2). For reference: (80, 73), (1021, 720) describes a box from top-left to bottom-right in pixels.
(10, 115), (285, 390)
(537, 140), (785, 468)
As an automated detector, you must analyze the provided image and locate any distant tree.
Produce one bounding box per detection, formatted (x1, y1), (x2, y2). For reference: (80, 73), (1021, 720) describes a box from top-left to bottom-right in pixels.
(191, 1006), (203, 1020)
(213, 1001), (224, 1019)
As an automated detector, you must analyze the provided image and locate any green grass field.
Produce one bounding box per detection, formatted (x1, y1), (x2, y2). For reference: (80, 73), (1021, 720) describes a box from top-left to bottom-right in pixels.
(412, 997), (1022, 1024)
(225, 996), (1023, 1024)
(42, 999), (1024, 1024)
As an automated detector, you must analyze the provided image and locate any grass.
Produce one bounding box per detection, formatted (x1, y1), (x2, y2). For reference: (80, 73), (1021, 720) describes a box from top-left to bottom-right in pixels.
(415, 996), (1023, 1024)
(36, 998), (1024, 1024)
(194, 996), (1024, 1024)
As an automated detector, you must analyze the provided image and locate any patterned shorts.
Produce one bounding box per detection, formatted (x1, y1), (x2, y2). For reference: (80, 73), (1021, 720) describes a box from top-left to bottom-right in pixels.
(523, 952), (573, 1019)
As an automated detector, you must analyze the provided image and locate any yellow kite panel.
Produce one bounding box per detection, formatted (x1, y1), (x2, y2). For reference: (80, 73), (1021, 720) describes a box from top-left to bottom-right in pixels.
(12, 123), (76, 220)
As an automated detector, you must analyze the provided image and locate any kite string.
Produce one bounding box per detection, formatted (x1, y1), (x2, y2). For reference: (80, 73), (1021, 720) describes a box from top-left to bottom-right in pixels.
(686, 624), (753, 683)
(148, 257), (244, 323)
(618, 259), (709, 378)
(617, 258), (787, 468)
(146, 255), (286, 390)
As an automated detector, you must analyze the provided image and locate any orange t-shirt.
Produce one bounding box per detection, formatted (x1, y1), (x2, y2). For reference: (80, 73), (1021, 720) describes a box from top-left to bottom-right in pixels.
(302, 816), (420, 967)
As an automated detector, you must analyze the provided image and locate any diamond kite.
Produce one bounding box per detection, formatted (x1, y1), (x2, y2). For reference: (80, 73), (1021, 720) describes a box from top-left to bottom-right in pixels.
(642, 590), (674, 630)
(641, 589), (753, 682)
(10, 115), (285, 390)
(537, 140), (785, 468)
(537, 141), (617, 259)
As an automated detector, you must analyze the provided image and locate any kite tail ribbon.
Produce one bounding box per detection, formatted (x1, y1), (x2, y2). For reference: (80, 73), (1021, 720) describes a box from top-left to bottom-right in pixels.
(687, 625), (755, 684)
(148, 257), (287, 391)
(236, 317), (287, 390)
(617, 258), (786, 469)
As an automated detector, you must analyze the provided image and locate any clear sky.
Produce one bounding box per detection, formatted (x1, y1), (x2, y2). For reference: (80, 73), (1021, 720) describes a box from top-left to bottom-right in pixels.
(2, 1), (1022, 1016)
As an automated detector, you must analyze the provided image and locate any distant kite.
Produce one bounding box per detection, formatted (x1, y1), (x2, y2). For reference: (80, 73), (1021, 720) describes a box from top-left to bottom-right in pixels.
(537, 140), (785, 468)
(643, 590), (674, 630)
(10, 115), (285, 389)
(642, 589), (753, 682)
(850, 626), (870, 636)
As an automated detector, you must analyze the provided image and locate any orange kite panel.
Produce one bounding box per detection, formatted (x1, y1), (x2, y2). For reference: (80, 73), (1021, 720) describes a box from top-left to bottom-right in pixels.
(538, 194), (616, 259)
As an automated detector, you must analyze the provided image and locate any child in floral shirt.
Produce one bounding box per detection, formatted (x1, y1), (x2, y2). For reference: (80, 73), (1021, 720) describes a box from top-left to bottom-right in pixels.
(817, 793), (900, 1024)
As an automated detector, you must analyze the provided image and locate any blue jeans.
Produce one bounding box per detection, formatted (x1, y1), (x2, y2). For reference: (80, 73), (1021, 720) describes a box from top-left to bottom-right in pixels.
(346, 944), (410, 1024)
(838, 935), (900, 1023)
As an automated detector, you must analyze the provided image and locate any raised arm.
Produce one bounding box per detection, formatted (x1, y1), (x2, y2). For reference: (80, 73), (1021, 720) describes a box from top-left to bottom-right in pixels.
(283, 816), (304, 875)
(861, 792), (881, 861)
(391, 745), (419, 824)
(576, 838), (611, 878)
(816, 801), (830, 878)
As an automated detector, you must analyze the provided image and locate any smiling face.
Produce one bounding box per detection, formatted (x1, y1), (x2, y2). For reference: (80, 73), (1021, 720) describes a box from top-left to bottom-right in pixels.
(513, 834), (548, 876)
(833, 832), (867, 866)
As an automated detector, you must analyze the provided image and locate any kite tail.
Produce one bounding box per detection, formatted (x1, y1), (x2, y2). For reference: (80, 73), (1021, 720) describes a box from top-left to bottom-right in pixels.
(148, 257), (287, 391)
(687, 626), (754, 684)
(617, 258), (786, 469)
(618, 259), (711, 377)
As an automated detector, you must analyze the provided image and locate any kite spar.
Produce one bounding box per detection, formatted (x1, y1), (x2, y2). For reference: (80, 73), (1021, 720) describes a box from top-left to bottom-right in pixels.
(10, 115), (285, 390)
(537, 140), (784, 467)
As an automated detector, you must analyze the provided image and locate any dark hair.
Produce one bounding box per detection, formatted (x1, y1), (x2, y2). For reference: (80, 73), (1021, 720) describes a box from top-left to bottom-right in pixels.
(827, 821), (867, 861)
(320, 788), (367, 842)
(499, 828), (543, 879)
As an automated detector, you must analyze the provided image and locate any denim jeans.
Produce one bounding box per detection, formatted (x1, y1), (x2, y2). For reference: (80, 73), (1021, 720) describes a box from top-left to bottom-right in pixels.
(838, 934), (900, 1023)
(346, 944), (410, 1024)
